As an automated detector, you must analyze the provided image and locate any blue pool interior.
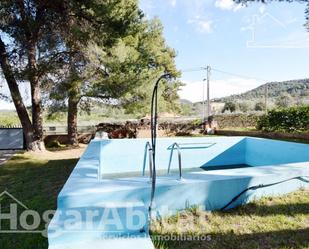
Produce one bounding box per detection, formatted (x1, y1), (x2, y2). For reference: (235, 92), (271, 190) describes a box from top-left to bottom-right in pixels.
(48, 136), (309, 249)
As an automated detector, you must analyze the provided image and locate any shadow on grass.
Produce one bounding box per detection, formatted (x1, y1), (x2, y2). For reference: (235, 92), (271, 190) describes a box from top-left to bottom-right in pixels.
(152, 190), (309, 249)
(219, 202), (309, 217)
(152, 227), (309, 249)
(0, 157), (77, 207)
(0, 156), (77, 249)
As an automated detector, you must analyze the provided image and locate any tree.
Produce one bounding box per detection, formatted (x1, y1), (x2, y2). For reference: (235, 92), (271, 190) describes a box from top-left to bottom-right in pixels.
(255, 101), (265, 111)
(0, 0), (67, 150)
(118, 19), (181, 116)
(238, 101), (250, 113)
(48, 17), (181, 145)
(46, 0), (142, 145)
(0, 0), (144, 147)
(63, 0), (143, 145)
(222, 101), (236, 113)
(0, 39), (35, 147)
(275, 93), (292, 108)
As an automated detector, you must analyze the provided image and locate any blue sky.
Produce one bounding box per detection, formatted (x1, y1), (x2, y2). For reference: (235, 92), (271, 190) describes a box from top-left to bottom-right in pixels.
(140, 0), (309, 102)
(1, 0), (309, 109)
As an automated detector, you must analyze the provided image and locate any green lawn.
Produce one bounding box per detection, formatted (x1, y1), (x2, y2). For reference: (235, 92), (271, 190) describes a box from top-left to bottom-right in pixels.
(0, 153), (77, 249)
(151, 190), (309, 249)
(0, 152), (308, 249)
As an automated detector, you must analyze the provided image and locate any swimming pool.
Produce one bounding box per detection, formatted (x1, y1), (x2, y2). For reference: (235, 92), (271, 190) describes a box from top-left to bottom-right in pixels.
(48, 136), (309, 249)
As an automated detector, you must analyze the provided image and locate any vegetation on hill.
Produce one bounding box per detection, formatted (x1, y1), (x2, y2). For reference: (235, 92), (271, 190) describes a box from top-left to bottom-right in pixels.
(0, 106), (140, 127)
(180, 79), (309, 116)
(215, 79), (309, 103)
(0, 110), (20, 126)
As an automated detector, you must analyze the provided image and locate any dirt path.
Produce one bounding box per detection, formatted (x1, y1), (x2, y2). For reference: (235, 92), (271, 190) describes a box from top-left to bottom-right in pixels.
(27, 144), (87, 161)
(0, 144), (87, 165)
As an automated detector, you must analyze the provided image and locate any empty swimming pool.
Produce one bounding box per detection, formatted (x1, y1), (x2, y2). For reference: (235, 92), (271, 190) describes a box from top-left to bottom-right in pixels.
(48, 136), (309, 249)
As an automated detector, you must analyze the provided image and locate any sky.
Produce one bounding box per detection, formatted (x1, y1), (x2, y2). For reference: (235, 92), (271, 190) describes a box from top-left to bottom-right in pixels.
(1, 0), (309, 109)
(140, 0), (309, 102)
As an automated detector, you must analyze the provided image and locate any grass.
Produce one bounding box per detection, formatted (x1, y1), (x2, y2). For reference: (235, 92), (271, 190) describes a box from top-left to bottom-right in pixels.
(0, 151), (308, 249)
(151, 189), (309, 249)
(220, 127), (257, 131)
(0, 110), (20, 126)
(0, 152), (78, 249)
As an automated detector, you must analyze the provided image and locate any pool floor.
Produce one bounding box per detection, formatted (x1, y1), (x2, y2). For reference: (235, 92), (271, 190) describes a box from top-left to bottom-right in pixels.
(103, 164), (253, 179)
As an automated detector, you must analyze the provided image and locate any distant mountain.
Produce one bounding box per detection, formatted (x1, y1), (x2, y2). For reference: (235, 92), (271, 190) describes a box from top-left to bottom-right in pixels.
(213, 79), (309, 103)
(179, 99), (193, 105)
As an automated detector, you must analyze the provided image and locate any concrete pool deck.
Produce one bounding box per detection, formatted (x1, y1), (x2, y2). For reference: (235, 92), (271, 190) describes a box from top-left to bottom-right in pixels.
(48, 136), (309, 249)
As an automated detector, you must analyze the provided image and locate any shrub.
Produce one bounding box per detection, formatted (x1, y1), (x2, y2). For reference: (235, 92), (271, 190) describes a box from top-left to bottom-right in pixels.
(222, 101), (236, 113)
(275, 93), (292, 108)
(256, 105), (309, 133)
(46, 140), (66, 149)
(254, 102), (265, 111)
(238, 102), (250, 113)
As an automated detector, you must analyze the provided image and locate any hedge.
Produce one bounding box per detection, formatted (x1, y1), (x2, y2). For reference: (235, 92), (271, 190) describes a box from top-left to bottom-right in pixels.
(256, 105), (309, 133)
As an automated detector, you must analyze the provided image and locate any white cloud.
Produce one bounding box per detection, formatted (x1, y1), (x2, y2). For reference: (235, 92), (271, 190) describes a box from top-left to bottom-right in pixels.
(178, 78), (262, 102)
(0, 100), (14, 109)
(259, 5), (266, 14)
(169, 0), (177, 7)
(188, 17), (213, 33)
(0, 80), (30, 110)
(233, 4), (244, 12)
(215, 0), (243, 11)
(215, 0), (234, 10)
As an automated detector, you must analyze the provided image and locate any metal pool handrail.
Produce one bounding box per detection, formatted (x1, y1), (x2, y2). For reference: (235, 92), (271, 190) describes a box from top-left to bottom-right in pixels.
(167, 142), (182, 180)
(142, 142), (153, 179)
(98, 140), (103, 180)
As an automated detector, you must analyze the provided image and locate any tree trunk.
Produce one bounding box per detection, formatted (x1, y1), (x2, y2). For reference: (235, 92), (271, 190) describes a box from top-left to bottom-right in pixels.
(0, 38), (39, 151)
(67, 96), (79, 146)
(27, 41), (45, 150)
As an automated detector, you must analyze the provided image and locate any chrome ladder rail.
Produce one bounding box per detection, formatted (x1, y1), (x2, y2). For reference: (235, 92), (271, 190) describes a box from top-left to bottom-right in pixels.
(167, 142), (182, 180)
(142, 142), (153, 179)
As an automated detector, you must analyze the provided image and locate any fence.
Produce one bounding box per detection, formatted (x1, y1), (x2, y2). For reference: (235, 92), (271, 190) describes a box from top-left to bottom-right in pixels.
(0, 126), (24, 150)
(43, 125), (96, 135)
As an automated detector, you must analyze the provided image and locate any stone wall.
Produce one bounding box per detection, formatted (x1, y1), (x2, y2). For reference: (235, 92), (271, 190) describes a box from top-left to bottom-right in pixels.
(96, 119), (204, 138)
(43, 114), (262, 144)
(96, 114), (260, 138)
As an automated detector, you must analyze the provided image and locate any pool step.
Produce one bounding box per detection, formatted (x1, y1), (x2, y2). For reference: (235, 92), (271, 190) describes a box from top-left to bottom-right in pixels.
(48, 236), (154, 249)
(48, 201), (150, 248)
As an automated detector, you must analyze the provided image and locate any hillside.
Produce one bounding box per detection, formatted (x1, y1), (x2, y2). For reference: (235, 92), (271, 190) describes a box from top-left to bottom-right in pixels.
(214, 79), (309, 102)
